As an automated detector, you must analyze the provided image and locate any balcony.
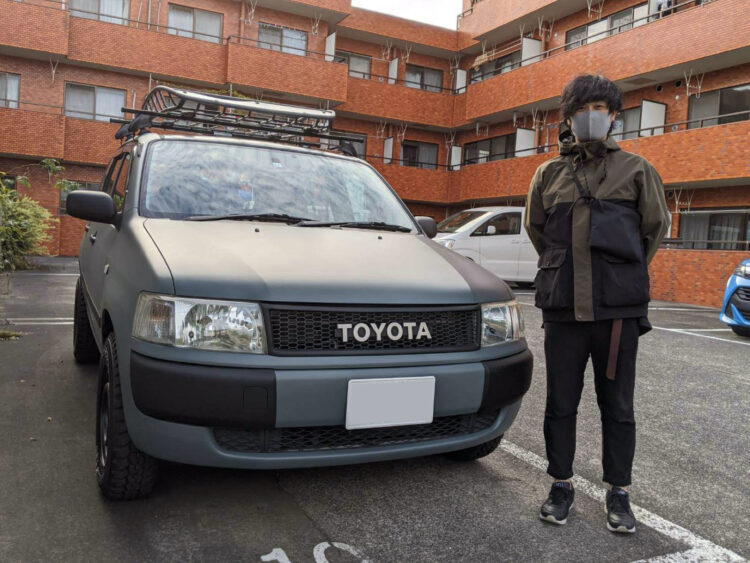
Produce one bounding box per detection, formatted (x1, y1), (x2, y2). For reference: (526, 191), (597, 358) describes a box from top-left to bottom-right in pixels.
(339, 77), (456, 128)
(0, 106), (65, 160)
(458, 0), (559, 44)
(63, 118), (120, 165)
(371, 162), (451, 203)
(226, 40), (348, 104)
(67, 17), (226, 86)
(464, 0), (750, 122)
(0, 0), (69, 56)
(452, 118), (750, 202)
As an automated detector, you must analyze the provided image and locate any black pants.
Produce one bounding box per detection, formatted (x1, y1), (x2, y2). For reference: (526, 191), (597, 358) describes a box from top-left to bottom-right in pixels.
(543, 319), (639, 487)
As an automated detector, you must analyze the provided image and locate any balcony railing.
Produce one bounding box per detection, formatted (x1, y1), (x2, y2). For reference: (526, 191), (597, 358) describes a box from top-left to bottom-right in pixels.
(467, 0), (708, 84)
(662, 238), (750, 251)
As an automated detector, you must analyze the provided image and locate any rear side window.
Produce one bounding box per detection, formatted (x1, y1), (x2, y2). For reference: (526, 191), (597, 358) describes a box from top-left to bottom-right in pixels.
(473, 212), (521, 236)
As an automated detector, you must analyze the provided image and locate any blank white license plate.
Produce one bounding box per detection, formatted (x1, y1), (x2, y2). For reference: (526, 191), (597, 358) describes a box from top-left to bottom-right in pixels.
(345, 376), (435, 430)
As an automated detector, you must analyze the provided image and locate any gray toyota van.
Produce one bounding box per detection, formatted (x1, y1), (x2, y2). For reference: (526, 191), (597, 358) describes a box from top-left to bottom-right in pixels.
(67, 87), (532, 500)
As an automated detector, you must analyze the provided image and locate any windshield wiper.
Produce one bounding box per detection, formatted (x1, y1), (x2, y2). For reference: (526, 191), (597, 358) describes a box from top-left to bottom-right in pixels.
(185, 213), (311, 223)
(296, 220), (412, 232)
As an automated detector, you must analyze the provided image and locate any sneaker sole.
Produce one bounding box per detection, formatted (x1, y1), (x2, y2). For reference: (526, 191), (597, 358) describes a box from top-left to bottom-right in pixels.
(539, 501), (573, 525)
(604, 504), (636, 533)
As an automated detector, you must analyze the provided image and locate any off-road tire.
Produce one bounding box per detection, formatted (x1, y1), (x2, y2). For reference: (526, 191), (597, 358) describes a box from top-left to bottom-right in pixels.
(445, 434), (503, 461)
(730, 326), (750, 338)
(96, 332), (158, 500)
(73, 277), (100, 364)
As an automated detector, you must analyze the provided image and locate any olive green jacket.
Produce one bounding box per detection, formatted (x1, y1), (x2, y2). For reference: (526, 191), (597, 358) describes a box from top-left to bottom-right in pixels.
(524, 135), (671, 322)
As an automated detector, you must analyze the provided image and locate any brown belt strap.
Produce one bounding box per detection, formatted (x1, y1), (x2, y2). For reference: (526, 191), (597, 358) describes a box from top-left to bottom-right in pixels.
(606, 319), (623, 381)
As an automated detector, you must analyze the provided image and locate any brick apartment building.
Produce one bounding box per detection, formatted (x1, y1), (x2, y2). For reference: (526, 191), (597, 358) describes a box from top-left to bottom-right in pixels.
(0, 0), (748, 306)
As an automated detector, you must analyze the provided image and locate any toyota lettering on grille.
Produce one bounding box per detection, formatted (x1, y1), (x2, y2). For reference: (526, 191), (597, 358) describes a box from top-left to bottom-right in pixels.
(336, 322), (432, 343)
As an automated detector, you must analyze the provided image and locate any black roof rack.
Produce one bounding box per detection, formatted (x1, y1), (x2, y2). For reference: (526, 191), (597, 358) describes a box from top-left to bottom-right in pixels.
(111, 86), (361, 156)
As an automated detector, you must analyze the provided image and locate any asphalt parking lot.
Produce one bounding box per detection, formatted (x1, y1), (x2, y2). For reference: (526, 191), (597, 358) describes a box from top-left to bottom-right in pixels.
(1, 258), (747, 562)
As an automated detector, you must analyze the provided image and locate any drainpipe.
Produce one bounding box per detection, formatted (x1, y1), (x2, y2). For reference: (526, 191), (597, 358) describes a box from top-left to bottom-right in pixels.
(147, 0), (151, 29)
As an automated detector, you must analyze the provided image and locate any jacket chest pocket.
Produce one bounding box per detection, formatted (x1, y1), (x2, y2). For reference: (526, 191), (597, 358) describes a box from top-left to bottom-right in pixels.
(534, 247), (573, 310)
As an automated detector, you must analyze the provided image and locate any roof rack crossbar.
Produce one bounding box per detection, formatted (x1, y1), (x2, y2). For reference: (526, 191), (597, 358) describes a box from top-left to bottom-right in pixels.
(113, 86), (361, 146)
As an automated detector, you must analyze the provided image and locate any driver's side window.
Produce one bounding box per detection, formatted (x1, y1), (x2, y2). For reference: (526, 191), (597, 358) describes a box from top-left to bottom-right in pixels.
(473, 212), (521, 236)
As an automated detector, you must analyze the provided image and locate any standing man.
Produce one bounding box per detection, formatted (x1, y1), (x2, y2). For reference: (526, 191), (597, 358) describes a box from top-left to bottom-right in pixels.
(524, 74), (671, 533)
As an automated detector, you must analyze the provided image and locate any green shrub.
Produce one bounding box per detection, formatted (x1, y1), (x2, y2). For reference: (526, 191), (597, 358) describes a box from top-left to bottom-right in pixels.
(0, 185), (54, 271)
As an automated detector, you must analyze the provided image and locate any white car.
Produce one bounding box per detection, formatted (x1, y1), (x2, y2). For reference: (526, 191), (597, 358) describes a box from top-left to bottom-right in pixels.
(435, 207), (539, 284)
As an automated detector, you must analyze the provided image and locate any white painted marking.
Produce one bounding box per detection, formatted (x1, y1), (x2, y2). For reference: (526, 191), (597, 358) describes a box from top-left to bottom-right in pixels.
(499, 441), (745, 562)
(12, 273), (78, 276)
(648, 307), (719, 312)
(7, 318), (73, 321)
(313, 542), (370, 563)
(6, 321), (73, 326)
(681, 328), (732, 332)
(652, 326), (750, 347)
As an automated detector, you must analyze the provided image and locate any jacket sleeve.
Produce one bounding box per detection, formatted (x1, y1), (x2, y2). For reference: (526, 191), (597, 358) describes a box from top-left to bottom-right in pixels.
(637, 161), (671, 264)
(524, 165), (546, 256)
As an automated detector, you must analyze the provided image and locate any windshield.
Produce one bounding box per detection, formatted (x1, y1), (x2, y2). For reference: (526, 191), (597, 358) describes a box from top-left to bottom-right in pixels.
(437, 210), (486, 233)
(140, 140), (415, 230)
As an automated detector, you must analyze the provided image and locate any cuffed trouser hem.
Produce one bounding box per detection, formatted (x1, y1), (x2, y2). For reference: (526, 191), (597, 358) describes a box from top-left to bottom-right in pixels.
(547, 467), (574, 481)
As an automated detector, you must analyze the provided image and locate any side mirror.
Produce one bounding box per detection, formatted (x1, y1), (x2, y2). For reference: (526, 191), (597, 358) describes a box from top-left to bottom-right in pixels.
(67, 191), (117, 224)
(486, 225), (497, 235)
(415, 216), (437, 239)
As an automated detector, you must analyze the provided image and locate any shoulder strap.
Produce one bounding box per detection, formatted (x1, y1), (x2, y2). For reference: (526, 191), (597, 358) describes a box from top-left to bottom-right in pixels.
(565, 156), (591, 200)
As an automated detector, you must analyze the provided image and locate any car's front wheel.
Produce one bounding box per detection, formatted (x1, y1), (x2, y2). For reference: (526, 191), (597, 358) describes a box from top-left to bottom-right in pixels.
(96, 332), (158, 500)
(730, 326), (750, 338)
(73, 277), (99, 364)
(445, 434), (503, 462)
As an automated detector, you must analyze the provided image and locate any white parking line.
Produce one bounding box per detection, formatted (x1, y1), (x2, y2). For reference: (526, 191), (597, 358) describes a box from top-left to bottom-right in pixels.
(7, 322), (73, 326)
(499, 441), (745, 563)
(681, 328), (733, 332)
(5, 318), (73, 326)
(652, 326), (750, 346)
(12, 273), (78, 276)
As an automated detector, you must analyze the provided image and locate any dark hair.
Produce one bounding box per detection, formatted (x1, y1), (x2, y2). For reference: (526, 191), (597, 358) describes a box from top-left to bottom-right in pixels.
(560, 74), (623, 121)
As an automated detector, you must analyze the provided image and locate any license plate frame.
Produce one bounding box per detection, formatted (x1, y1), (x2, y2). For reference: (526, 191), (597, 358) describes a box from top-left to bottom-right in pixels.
(345, 376), (435, 430)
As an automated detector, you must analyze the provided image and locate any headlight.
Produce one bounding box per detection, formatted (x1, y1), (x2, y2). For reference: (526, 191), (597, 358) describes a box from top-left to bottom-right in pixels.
(437, 238), (456, 249)
(734, 264), (750, 279)
(481, 301), (525, 347)
(132, 293), (265, 353)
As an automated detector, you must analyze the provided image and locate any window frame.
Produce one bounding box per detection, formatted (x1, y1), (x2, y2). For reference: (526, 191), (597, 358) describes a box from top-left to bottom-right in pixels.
(404, 64), (444, 93)
(325, 130), (367, 159)
(677, 208), (750, 250)
(688, 83), (750, 130)
(59, 180), (101, 215)
(167, 4), (223, 43)
(400, 140), (439, 170)
(64, 82), (126, 122)
(257, 22), (308, 56)
(463, 132), (517, 165)
(335, 50), (372, 79)
(0, 72), (20, 109)
(69, 0), (130, 23)
(565, 24), (587, 50)
(472, 212), (522, 237)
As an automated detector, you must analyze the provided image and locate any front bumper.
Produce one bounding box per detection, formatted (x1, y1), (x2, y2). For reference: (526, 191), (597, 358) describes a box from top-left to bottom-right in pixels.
(720, 276), (750, 328)
(125, 347), (532, 469)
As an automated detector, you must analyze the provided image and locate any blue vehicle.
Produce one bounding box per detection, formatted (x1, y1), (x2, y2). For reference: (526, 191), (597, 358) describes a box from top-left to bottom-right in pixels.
(720, 258), (750, 338)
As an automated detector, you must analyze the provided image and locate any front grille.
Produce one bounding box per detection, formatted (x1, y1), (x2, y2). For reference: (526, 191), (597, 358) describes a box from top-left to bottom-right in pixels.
(266, 305), (481, 355)
(736, 287), (750, 301)
(213, 411), (499, 453)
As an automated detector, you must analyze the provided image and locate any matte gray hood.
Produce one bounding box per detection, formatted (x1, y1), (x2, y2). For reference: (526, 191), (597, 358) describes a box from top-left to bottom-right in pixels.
(144, 219), (512, 305)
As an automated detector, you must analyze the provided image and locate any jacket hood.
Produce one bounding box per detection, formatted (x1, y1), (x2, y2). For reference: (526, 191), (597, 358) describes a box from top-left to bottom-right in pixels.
(143, 219), (512, 305)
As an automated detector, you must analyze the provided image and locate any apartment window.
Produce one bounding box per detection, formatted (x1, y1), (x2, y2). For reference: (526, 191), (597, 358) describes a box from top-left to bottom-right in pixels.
(1, 175), (17, 191)
(335, 51), (371, 79)
(565, 25), (587, 50)
(69, 0), (129, 24)
(324, 130), (367, 158)
(469, 51), (521, 84)
(464, 133), (516, 165)
(168, 5), (222, 43)
(258, 23), (307, 56)
(0, 72), (19, 108)
(59, 181), (100, 215)
(401, 141), (438, 169)
(405, 65), (443, 93)
(64, 83), (125, 121)
(565, 4), (647, 50)
(611, 107), (642, 140)
(688, 84), (750, 129)
(679, 210), (750, 250)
